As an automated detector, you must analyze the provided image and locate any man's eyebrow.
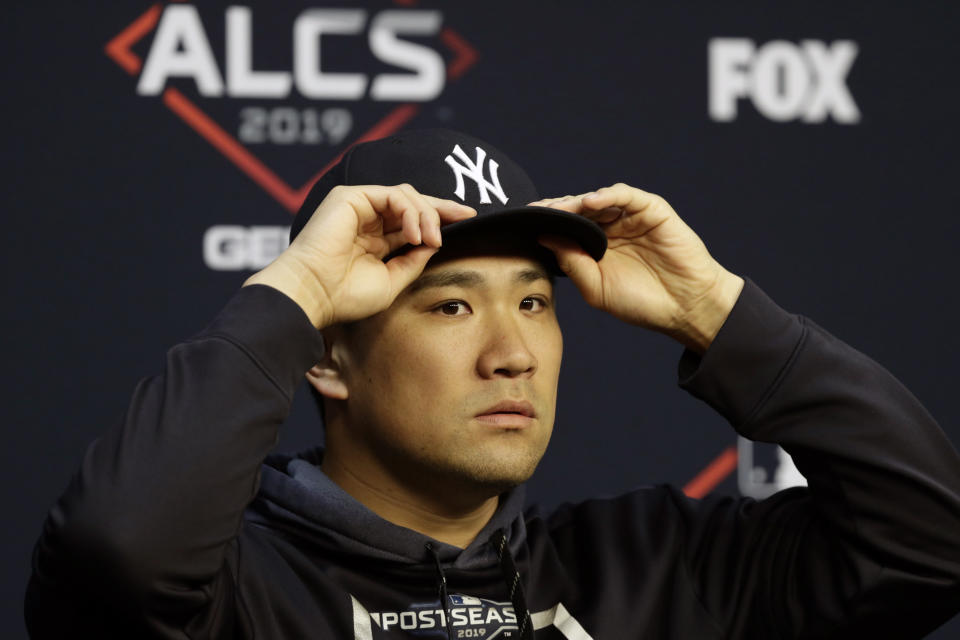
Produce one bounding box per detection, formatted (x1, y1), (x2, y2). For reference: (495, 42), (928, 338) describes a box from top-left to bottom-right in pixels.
(515, 267), (550, 284)
(407, 266), (551, 293)
(407, 270), (485, 293)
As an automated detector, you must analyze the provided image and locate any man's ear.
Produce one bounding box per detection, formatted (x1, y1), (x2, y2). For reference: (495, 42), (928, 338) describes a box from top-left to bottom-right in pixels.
(306, 346), (349, 400)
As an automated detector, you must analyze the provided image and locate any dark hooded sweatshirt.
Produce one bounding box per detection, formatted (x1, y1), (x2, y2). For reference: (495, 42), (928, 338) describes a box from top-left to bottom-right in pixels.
(25, 280), (960, 639)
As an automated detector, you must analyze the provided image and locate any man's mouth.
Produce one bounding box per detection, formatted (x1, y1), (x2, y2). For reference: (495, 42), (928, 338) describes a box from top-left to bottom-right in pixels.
(475, 400), (536, 427)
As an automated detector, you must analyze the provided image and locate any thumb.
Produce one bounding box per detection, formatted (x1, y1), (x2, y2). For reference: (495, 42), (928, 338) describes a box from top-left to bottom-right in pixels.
(384, 245), (439, 297)
(538, 235), (603, 307)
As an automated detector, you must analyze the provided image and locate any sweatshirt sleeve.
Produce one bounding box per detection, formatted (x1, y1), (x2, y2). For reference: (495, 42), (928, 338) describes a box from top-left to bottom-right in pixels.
(677, 279), (960, 638)
(25, 284), (324, 639)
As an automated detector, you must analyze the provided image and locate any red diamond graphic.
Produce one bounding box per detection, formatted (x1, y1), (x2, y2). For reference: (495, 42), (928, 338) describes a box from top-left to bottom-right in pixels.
(105, 3), (479, 213)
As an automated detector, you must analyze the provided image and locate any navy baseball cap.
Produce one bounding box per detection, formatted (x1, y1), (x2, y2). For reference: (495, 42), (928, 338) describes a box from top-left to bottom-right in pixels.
(290, 129), (607, 273)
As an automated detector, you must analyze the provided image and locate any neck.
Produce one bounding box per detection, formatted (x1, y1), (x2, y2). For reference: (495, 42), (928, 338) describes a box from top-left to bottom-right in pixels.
(321, 452), (499, 549)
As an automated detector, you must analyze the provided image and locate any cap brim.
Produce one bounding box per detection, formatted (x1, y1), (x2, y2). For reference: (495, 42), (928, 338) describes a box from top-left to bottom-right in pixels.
(389, 205), (607, 276)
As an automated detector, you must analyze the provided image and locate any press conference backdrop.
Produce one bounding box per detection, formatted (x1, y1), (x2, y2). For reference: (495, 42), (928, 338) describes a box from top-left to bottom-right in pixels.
(4, 1), (959, 637)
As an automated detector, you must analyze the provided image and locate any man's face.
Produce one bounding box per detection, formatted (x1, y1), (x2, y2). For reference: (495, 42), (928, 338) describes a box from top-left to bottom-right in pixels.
(329, 252), (562, 497)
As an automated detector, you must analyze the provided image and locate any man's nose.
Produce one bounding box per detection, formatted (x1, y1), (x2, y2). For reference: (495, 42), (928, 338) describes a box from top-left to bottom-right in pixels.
(476, 313), (538, 379)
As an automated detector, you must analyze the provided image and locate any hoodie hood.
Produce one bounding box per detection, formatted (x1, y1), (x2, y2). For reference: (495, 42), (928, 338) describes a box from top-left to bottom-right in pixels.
(246, 447), (529, 570)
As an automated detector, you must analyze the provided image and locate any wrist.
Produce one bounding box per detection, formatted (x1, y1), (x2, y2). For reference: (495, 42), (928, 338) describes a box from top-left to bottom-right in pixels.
(243, 255), (334, 329)
(670, 269), (744, 355)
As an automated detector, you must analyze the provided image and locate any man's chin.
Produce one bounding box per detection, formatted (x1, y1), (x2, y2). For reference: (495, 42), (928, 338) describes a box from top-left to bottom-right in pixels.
(467, 475), (527, 499)
(442, 455), (542, 497)
(379, 437), (548, 503)
(423, 472), (528, 508)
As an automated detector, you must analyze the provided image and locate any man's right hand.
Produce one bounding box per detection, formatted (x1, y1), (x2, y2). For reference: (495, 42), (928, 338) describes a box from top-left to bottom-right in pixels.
(244, 184), (476, 328)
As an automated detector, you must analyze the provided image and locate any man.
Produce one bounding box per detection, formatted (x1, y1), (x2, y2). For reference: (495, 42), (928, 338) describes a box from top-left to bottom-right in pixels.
(26, 129), (960, 639)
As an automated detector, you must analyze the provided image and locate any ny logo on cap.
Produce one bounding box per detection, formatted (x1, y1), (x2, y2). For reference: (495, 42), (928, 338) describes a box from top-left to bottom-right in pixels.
(444, 144), (509, 205)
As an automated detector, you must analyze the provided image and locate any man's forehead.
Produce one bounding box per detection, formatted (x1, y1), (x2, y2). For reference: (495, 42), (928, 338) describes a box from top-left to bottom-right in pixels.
(407, 255), (552, 293)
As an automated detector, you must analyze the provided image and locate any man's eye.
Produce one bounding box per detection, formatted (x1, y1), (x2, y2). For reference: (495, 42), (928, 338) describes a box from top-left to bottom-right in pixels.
(435, 301), (471, 316)
(520, 296), (547, 312)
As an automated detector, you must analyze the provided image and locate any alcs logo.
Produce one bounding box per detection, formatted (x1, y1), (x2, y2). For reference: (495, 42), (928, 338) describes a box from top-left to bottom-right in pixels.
(708, 38), (860, 124)
(105, 3), (477, 271)
(137, 5), (446, 102)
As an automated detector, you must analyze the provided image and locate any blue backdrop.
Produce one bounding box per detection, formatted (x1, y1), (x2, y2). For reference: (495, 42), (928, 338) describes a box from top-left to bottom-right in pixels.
(5, 1), (959, 637)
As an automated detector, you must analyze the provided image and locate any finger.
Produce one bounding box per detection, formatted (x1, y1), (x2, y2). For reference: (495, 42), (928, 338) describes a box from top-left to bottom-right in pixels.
(347, 184), (469, 222)
(531, 194), (622, 226)
(354, 185), (422, 241)
(384, 245), (440, 297)
(338, 186), (399, 234)
(352, 231), (394, 259)
(537, 235), (604, 308)
(423, 194), (476, 223)
(532, 195), (585, 214)
(582, 183), (658, 213)
(380, 229), (413, 254)
(583, 184), (674, 237)
(422, 205), (442, 248)
(581, 206), (623, 225)
(376, 187), (423, 245)
(351, 185), (473, 248)
(399, 196), (421, 245)
(529, 195), (576, 208)
(379, 202), (471, 254)
(399, 184), (443, 248)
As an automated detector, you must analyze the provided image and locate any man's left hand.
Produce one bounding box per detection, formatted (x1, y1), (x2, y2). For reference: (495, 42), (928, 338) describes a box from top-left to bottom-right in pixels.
(531, 183), (744, 354)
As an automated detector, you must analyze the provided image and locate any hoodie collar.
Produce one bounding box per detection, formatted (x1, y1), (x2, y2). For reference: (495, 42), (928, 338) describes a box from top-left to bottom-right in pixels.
(248, 448), (528, 570)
